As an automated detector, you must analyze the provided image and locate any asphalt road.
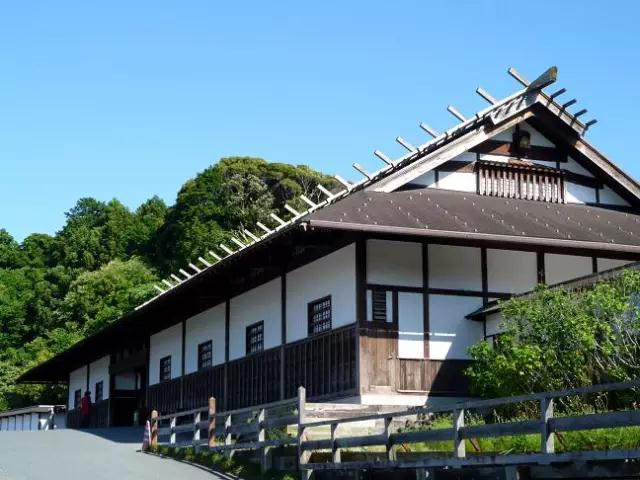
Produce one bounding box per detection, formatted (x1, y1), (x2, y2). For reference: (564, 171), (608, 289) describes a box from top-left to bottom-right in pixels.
(0, 427), (224, 480)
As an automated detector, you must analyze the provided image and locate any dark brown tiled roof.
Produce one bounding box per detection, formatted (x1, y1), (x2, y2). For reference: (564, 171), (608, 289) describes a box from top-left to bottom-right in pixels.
(307, 188), (640, 253)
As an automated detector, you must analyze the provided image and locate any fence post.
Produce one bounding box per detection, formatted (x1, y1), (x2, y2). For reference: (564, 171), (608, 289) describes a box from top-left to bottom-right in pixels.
(258, 407), (269, 473)
(193, 411), (201, 450)
(224, 413), (233, 458)
(297, 386), (311, 480)
(208, 397), (216, 449)
(170, 415), (177, 446)
(540, 397), (555, 454)
(453, 408), (465, 459)
(331, 422), (341, 463)
(384, 416), (395, 462)
(150, 410), (158, 449)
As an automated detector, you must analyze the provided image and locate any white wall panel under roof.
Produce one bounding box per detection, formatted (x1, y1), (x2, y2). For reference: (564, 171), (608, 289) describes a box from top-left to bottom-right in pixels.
(30, 413), (39, 431)
(68, 365), (87, 408)
(367, 240), (422, 288)
(397, 292), (424, 359)
(597, 258), (634, 272)
(486, 249), (537, 294)
(485, 312), (504, 338)
(89, 355), (110, 401)
(287, 243), (356, 342)
(428, 295), (483, 360)
(599, 185), (630, 206)
(149, 323), (182, 385)
(545, 253), (593, 285)
(428, 244), (482, 291)
(565, 182), (597, 204)
(412, 170), (435, 188)
(566, 156), (594, 177)
(527, 125), (555, 147)
(185, 303), (226, 374)
(230, 278), (280, 360)
(436, 171), (477, 192)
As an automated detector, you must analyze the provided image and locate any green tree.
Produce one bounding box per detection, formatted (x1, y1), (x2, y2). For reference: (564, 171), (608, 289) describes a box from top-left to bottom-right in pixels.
(466, 270), (640, 399)
(57, 258), (158, 336)
(0, 229), (23, 268)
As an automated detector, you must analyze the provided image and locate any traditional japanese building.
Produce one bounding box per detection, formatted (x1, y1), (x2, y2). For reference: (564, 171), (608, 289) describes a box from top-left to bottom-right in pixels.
(18, 66), (640, 427)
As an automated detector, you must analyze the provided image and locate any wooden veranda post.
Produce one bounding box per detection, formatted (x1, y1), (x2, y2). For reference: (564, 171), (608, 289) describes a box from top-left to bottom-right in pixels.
(150, 410), (158, 449)
(208, 397), (216, 448)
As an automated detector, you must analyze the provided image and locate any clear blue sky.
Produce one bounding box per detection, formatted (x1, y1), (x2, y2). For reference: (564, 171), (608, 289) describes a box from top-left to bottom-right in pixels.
(1, 1), (639, 240)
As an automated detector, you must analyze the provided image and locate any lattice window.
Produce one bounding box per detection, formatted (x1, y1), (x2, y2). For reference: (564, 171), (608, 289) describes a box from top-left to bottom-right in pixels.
(95, 381), (103, 402)
(246, 321), (264, 355)
(372, 290), (388, 322)
(477, 161), (564, 203)
(308, 296), (332, 335)
(198, 340), (213, 370)
(159, 356), (172, 382)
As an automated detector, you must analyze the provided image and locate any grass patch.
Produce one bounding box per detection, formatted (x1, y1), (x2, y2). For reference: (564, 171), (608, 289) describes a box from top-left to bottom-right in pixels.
(395, 413), (640, 455)
(150, 445), (296, 480)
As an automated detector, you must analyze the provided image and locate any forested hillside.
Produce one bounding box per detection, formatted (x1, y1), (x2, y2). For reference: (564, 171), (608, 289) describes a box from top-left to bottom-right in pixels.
(0, 157), (338, 410)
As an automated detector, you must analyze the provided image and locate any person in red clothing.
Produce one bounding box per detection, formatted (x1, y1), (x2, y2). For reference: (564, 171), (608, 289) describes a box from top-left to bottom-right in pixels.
(80, 390), (92, 428)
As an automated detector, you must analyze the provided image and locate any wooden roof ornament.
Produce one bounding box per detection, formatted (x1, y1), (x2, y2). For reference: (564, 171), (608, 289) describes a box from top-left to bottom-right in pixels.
(138, 65), (624, 311)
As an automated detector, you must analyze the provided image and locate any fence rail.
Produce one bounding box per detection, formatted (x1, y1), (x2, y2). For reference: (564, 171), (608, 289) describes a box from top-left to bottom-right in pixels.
(149, 379), (640, 476)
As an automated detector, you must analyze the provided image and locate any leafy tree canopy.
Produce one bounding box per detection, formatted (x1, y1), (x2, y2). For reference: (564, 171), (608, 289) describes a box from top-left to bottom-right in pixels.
(466, 269), (640, 400)
(0, 157), (335, 410)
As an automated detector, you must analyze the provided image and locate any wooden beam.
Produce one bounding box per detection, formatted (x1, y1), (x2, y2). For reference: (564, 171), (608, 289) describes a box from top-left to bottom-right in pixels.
(374, 107), (536, 192)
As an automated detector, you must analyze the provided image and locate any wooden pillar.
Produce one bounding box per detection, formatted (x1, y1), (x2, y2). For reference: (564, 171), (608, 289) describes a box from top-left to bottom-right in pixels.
(280, 269), (287, 400)
(540, 397), (555, 454)
(453, 408), (465, 459)
(150, 410), (158, 448)
(536, 251), (545, 284)
(297, 386), (311, 480)
(208, 397), (216, 448)
(355, 238), (367, 395)
(224, 299), (230, 410)
(180, 319), (186, 410)
(422, 242), (430, 359)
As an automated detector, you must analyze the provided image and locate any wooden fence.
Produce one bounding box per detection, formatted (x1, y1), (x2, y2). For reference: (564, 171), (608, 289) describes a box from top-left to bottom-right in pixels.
(149, 380), (640, 476)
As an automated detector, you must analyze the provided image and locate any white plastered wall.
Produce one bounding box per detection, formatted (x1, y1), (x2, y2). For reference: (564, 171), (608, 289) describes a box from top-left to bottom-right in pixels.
(429, 295), (483, 359)
(185, 303), (226, 373)
(486, 249), (537, 294)
(68, 365), (87, 408)
(485, 311), (505, 337)
(398, 292), (424, 359)
(599, 186), (630, 206)
(597, 258), (634, 272)
(230, 278), (281, 360)
(545, 253), (593, 285)
(429, 244), (482, 290)
(149, 323), (182, 385)
(88, 355), (110, 401)
(565, 182), (597, 204)
(367, 240), (422, 287)
(287, 243), (356, 343)
(436, 171), (476, 192)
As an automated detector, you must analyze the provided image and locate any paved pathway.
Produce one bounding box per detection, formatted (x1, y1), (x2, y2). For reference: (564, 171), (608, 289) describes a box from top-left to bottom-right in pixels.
(0, 427), (224, 480)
